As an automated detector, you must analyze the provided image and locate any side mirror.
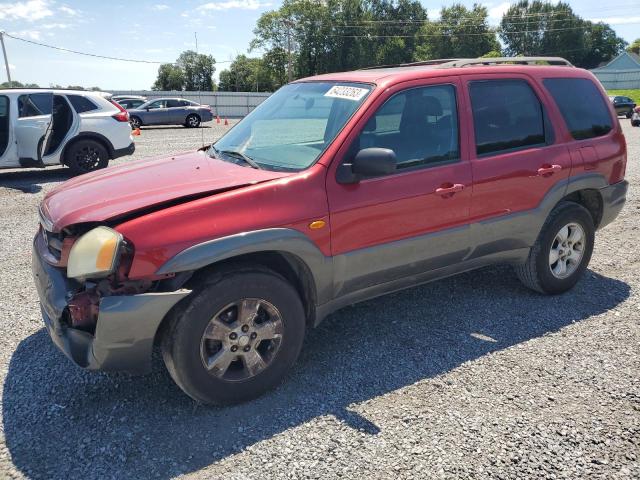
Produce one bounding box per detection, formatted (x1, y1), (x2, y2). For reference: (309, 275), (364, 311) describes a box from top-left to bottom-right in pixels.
(336, 148), (396, 184)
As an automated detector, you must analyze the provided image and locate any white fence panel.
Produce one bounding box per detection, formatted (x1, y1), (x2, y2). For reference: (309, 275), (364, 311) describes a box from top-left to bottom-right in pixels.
(108, 90), (272, 117)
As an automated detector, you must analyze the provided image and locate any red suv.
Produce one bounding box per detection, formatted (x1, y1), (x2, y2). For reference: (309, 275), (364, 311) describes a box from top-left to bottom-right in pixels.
(33, 57), (627, 404)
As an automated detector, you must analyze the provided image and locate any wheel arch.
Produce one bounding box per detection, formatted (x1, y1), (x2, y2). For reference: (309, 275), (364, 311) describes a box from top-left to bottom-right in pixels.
(154, 228), (333, 326)
(60, 131), (115, 164)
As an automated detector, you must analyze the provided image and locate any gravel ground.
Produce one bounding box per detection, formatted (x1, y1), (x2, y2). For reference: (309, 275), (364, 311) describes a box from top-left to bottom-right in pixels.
(0, 120), (638, 479)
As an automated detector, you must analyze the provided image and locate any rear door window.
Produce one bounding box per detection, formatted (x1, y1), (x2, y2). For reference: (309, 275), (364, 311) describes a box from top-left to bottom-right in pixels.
(18, 93), (53, 118)
(543, 78), (613, 140)
(166, 99), (182, 108)
(67, 95), (98, 113)
(469, 80), (546, 156)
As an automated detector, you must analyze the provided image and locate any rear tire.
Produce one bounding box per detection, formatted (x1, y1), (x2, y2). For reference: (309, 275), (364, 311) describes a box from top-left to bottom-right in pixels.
(130, 116), (142, 129)
(161, 266), (306, 405)
(64, 139), (109, 175)
(185, 114), (201, 128)
(515, 202), (595, 294)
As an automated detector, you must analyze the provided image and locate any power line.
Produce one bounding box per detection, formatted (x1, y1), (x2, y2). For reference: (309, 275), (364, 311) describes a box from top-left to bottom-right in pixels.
(1, 31), (233, 64)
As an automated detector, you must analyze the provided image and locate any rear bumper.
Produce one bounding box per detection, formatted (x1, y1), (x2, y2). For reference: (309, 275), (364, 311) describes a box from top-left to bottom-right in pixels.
(113, 141), (135, 159)
(32, 233), (189, 374)
(599, 180), (628, 229)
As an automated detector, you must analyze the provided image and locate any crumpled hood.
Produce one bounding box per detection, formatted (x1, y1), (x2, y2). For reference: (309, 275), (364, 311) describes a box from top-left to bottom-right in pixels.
(41, 150), (291, 232)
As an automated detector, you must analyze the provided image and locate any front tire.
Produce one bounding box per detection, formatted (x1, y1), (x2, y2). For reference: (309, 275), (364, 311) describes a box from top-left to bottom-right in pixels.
(161, 266), (306, 405)
(185, 114), (201, 128)
(515, 202), (595, 294)
(64, 139), (109, 175)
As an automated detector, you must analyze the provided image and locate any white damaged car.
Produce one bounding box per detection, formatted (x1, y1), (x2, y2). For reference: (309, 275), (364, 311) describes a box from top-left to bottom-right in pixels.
(0, 89), (135, 175)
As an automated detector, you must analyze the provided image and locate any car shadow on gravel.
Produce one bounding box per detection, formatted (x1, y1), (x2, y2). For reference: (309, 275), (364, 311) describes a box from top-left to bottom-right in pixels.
(3, 266), (630, 479)
(0, 168), (72, 193)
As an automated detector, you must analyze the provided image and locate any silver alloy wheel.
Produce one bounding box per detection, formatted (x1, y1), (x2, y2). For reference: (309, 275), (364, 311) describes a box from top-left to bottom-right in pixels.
(187, 115), (199, 127)
(199, 298), (284, 381)
(130, 117), (140, 129)
(549, 222), (585, 279)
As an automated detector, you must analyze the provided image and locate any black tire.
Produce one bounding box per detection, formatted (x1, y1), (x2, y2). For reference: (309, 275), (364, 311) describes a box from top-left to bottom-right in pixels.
(130, 116), (142, 129)
(626, 111), (633, 119)
(161, 266), (306, 405)
(632, 120), (640, 127)
(64, 139), (109, 176)
(185, 114), (201, 128)
(515, 202), (595, 295)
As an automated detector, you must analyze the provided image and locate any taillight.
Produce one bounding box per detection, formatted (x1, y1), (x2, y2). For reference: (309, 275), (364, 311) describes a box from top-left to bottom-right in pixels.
(110, 100), (130, 122)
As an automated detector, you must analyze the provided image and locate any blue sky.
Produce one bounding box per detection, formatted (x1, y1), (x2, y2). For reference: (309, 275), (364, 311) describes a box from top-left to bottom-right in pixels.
(0, 0), (639, 90)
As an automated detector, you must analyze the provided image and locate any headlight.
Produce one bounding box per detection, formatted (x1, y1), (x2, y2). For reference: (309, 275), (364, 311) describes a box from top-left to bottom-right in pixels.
(67, 226), (123, 280)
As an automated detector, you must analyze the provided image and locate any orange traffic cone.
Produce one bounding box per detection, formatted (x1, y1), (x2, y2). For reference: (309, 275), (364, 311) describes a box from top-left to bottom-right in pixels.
(224, 118), (229, 126)
(132, 128), (141, 136)
(216, 116), (220, 124)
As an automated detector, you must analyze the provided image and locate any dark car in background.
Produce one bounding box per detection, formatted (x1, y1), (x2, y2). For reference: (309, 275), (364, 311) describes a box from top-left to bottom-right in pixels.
(609, 95), (636, 118)
(128, 98), (214, 128)
(113, 95), (147, 110)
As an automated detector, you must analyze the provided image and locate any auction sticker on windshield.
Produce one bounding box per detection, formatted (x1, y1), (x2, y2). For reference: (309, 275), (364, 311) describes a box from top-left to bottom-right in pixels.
(324, 85), (369, 101)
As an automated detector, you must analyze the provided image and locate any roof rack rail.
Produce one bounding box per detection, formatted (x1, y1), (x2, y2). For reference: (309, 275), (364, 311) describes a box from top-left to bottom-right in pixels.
(436, 57), (573, 68)
(359, 59), (462, 70)
(359, 56), (573, 70)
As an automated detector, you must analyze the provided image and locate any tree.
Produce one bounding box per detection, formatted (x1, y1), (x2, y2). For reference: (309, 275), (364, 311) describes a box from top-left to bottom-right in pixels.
(1, 80), (39, 88)
(500, 1), (625, 68)
(415, 4), (499, 60)
(218, 55), (276, 92)
(627, 38), (640, 56)
(152, 64), (185, 91)
(176, 50), (216, 91)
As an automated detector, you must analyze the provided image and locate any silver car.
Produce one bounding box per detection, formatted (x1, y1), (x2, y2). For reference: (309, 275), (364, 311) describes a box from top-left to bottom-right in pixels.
(127, 98), (214, 128)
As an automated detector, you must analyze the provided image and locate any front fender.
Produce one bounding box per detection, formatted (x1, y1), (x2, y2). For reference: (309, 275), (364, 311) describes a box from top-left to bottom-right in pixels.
(155, 228), (334, 304)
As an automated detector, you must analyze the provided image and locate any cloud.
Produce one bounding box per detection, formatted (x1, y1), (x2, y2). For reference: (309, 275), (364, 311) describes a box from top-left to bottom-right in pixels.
(59, 5), (79, 16)
(196, 0), (271, 12)
(8, 63), (16, 70)
(153, 4), (170, 10)
(9, 29), (41, 40)
(488, 2), (510, 24)
(589, 16), (640, 25)
(41, 23), (71, 29)
(0, 0), (54, 21)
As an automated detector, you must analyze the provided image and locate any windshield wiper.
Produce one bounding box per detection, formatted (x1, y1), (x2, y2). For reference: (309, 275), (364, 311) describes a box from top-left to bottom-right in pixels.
(215, 148), (262, 170)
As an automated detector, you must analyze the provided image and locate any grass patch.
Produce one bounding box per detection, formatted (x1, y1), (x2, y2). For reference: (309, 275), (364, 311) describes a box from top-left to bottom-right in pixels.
(607, 89), (640, 104)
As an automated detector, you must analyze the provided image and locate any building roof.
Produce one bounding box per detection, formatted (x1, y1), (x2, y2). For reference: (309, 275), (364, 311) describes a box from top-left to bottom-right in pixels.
(592, 51), (640, 72)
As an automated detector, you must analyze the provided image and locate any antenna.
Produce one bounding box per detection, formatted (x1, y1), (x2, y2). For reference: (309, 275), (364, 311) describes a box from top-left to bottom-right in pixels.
(195, 31), (205, 148)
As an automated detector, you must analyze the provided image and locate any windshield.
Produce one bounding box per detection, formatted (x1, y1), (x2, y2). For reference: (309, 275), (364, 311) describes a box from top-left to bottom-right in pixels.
(210, 82), (372, 171)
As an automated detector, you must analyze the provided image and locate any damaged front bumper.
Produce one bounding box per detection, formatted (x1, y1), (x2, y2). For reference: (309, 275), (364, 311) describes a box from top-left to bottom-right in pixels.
(32, 232), (190, 374)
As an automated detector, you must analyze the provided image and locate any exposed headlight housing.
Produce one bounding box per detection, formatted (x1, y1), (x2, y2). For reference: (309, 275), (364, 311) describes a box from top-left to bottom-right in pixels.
(67, 226), (123, 280)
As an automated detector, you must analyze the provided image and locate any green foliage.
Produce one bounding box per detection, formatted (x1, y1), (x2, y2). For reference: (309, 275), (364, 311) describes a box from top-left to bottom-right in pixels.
(152, 64), (185, 91)
(218, 55), (277, 92)
(500, 1), (626, 69)
(627, 39), (640, 56)
(415, 4), (500, 61)
(152, 51), (216, 91)
(177, 51), (216, 91)
(1, 80), (39, 88)
(481, 50), (504, 58)
(607, 89), (640, 105)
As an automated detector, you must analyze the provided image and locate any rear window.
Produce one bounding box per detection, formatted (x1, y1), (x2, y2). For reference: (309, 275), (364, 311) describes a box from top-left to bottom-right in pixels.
(543, 78), (613, 140)
(67, 95), (98, 113)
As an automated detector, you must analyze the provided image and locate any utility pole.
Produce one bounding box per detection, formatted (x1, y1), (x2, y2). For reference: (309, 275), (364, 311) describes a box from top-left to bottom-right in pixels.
(283, 19), (293, 83)
(0, 32), (11, 85)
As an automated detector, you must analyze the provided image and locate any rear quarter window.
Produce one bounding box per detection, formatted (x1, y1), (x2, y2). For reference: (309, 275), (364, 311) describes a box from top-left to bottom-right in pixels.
(67, 95), (99, 113)
(543, 78), (613, 140)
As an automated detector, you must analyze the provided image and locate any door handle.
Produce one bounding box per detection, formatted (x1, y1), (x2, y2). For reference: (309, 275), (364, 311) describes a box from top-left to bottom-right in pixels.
(537, 164), (562, 176)
(435, 183), (465, 197)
